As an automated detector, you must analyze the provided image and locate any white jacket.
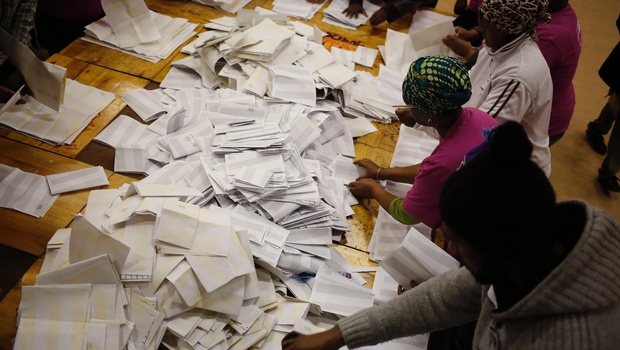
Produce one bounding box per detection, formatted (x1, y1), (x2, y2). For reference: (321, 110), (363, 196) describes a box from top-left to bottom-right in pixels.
(466, 34), (553, 176)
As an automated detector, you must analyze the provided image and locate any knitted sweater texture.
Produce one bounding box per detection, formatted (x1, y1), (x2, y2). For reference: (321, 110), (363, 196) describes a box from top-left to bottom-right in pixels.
(338, 201), (620, 349)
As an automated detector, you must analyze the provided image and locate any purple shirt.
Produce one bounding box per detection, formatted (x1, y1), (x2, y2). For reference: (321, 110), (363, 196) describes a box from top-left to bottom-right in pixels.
(466, 0), (483, 13)
(537, 4), (582, 137)
(402, 108), (498, 229)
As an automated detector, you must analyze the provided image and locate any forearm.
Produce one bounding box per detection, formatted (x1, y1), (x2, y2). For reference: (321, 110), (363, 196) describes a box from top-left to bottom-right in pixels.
(384, 0), (424, 22)
(337, 268), (482, 348)
(372, 186), (398, 213)
(452, 9), (478, 29)
(377, 164), (421, 184)
(464, 49), (480, 69)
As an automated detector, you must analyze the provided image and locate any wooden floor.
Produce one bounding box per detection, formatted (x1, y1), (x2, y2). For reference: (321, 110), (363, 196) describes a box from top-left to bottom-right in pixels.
(0, 0), (619, 348)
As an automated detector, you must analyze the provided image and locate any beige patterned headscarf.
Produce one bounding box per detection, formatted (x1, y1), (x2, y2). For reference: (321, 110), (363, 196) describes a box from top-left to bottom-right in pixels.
(479, 0), (551, 40)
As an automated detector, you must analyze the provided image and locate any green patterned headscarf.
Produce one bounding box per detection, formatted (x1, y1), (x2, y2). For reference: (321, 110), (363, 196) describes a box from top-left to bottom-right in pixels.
(402, 56), (472, 116)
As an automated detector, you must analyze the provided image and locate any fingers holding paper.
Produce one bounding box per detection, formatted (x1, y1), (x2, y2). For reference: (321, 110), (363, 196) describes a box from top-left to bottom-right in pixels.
(348, 178), (381, 198)
(281, 327), (345, 350)
(0, 85), (26, 104)
(353, 158), (380, 180)
(442, 34), (477, 61)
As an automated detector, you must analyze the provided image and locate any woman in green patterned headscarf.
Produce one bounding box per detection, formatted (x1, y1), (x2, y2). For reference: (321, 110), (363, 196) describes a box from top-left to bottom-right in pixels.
(349, 55), (497, 234)
(401, 55), (472, 117)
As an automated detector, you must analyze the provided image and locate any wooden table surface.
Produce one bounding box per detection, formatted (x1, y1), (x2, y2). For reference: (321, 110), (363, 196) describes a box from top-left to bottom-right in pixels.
(0, 1), (453, 348)
(0, 138), (117, 256)
(0, 55), (149, 159)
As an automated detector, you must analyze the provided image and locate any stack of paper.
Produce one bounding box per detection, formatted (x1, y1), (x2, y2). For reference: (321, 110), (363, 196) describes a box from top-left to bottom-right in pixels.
(0, 79), (115, 145)
(368, 125), (438, 261)
(158, 7), (399, 126)
(272, 0), (325, 20)
(381, 227), (460, 289)
(191, 0), (251, 14)
(83, 0), (198, 63)
(23, 188), (373, 349)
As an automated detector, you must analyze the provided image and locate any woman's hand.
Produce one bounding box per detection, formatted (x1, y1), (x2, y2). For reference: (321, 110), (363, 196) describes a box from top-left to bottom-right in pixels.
(348, 178), (381, 199)
(369, 8), (387, 25)
(0, 86), (26, 104)
(443, 34), (477, 61)
(397, 280), (418, 295)
(282, 327), (346, 350)
(342, 3), (367, 18)
(454, 26), (482, 44)
(353, 158), (382, 180)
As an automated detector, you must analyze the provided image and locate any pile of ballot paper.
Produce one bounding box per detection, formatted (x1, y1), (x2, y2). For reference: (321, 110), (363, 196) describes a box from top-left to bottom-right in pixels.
(82, 0), (198, 63)
(191, 0), (251, 14)
(0, 80), (115, 145)
(13, 190), (377, 349)
(14, 167), (458, 349)
(163, 7), (407, 123)
(0, 27), (117, 146)
(166, 13), (356, 102)
(272, 0), (325, 20)
(95, 86), (358, 235)
(9, 4), (473, 348)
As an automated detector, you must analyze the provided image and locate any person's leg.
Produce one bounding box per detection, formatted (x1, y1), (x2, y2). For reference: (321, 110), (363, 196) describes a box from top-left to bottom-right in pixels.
(598, 91), (620, 194)
(548, 132), (564, 147)
(586, 92), (617, 154)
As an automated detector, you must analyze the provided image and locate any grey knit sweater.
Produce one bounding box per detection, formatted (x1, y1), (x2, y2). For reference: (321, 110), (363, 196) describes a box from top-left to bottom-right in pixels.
(338, 201), (620, 349)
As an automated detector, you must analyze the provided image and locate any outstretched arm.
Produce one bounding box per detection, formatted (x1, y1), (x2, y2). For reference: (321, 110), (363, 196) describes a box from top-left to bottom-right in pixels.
(354, 158), (421, 184)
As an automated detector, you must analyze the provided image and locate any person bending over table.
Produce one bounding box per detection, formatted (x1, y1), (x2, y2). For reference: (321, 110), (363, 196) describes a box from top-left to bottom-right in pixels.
(347, 55), (497, 232)
(282, 121), (620, 350)
(445, 0), (581, 147)
(307, 0), (437, 26)
(441, 0), (553, 177)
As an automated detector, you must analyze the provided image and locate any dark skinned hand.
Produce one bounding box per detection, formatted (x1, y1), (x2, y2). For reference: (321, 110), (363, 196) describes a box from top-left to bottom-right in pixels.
(0, 86), (26, 104)
(353, 158), (381, 180)
(348, 178), (381, 198)
(342, 3), (367, 19)
(369, 8), (387, 25)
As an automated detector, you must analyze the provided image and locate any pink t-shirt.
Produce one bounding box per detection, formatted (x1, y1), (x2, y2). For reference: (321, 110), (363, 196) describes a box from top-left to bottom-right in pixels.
(537, 4), (582, 137)
(402, 108), (498, 229)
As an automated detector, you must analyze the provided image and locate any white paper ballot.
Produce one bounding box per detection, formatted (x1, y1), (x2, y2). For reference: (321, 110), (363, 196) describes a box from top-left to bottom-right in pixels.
(0, 27), (66, 111)
(46, 166), (109, 195)
(309, 264), (374, 317)
(0, 163), (58, 218)
(100, 0), (160, 48)
(69, 215), (131, 273)
(380, 227), (460, 290)
(353, 46), (379, 68)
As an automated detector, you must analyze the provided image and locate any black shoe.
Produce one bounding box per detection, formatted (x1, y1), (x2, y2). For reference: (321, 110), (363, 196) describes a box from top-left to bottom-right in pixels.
(597, 174), (620, 196)
(586, 124), (607, 155)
